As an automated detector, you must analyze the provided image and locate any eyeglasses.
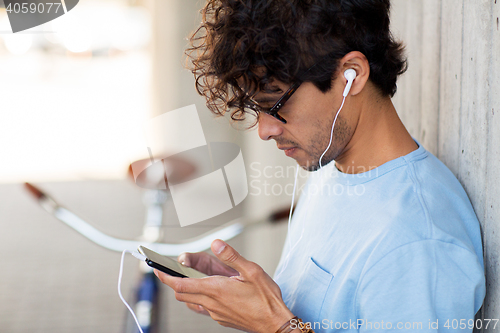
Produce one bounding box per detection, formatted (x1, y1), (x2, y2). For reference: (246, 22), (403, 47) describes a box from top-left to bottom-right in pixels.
(246, 81), (302, 124)
(244, 61), (321, 124)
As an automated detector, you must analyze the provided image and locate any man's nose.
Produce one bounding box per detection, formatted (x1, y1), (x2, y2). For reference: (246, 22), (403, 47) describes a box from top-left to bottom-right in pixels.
(257, 113), (284, 141)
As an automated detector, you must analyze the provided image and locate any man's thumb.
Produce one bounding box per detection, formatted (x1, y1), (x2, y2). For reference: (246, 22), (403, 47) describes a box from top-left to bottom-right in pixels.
(211, 239), (247, 272)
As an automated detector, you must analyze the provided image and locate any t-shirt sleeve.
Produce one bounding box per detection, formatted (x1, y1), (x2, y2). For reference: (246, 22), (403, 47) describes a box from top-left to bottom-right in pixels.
(355, 240), (485, 332)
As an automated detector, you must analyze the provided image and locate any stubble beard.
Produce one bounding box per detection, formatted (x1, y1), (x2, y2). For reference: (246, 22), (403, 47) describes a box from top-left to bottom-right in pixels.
(303, 114), (351, 172)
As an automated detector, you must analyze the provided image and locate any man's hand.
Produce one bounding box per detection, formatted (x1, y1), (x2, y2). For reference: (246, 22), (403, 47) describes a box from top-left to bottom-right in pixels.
(154, 239), (294, 333)
(175, 248), (239, 315)
(177, 249), (239, 277)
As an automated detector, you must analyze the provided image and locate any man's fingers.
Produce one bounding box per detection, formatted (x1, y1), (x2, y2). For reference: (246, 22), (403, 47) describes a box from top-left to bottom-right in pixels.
(154, 269), (209, 294)
(186, 302), (210, 316)
(177, 252), (214, 274)
(174, 292), (212, 308)
(211, 239), (255, 277)
(177, 252), (208, 268)
(177, 252), (191, 267)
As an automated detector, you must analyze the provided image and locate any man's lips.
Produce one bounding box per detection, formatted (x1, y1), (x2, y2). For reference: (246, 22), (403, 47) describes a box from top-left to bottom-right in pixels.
(278, 146), (298, 157)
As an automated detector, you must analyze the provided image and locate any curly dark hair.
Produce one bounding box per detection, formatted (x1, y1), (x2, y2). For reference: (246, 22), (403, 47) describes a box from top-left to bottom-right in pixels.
(187, 0), (407, 124)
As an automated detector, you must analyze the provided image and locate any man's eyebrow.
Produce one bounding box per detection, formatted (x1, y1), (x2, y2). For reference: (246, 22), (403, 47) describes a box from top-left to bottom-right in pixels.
(253, 96), (279, 104)
(262, 85), (283, 93)
(252, 86), (284, 104)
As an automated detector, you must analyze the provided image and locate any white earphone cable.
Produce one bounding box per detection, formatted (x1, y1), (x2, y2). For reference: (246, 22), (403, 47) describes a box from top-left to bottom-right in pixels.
(287, 164), (300, 251)
(275, 164), (301, 281)
(277, 93), (348, 280)
(118, 250), (146, 333)
(319, 95), (347, 169)
(276, 71), (353, 281)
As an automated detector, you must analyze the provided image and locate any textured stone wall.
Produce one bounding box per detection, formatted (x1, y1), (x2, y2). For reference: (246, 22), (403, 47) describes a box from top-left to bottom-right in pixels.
(391, 0), (500, 327)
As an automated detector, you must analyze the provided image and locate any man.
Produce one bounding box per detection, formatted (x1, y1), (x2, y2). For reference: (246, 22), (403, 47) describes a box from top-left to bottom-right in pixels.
(154, 0), (486, 332)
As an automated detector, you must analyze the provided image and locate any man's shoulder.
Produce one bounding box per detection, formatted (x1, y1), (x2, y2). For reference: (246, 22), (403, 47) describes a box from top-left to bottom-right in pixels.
(410, 149), (470, 200)
(405, 149), (481, 249)
(339, 146), (483, 268)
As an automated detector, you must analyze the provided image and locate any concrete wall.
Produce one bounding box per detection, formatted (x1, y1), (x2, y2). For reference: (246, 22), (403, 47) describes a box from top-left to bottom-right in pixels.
(391, 0), (500, 327)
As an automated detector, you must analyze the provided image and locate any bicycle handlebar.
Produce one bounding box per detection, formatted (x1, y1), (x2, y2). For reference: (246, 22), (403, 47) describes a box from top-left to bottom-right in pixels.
(25, 182), (246, 256)
(55, 207), (244, 255)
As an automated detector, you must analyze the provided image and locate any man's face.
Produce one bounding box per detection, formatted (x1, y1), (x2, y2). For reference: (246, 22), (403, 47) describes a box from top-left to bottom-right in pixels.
(255, 76), (354, 171)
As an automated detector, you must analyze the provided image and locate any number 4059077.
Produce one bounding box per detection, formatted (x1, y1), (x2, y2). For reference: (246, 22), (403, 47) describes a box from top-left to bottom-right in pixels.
(6, 2), (62, 14)
(444, 319), (498, 330)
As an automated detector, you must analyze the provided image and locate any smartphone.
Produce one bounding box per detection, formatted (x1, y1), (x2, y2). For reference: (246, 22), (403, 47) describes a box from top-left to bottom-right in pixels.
(138, 246), (207, 278)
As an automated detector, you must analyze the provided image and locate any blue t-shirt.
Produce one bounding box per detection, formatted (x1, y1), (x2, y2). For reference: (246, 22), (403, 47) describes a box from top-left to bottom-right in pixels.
(274, 139), (485, 332)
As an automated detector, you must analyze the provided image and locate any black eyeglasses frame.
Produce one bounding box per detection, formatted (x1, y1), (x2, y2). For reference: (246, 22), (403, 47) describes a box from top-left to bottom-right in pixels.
(247, 81), (302, 124)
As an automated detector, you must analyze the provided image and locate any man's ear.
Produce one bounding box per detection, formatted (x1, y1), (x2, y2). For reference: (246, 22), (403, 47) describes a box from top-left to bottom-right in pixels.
(338, 51), (370, 96)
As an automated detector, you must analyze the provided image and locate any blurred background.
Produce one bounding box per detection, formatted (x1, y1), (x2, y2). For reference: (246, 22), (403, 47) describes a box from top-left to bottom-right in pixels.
(0, 0), (297, 332)
(0, 0), (498, 332)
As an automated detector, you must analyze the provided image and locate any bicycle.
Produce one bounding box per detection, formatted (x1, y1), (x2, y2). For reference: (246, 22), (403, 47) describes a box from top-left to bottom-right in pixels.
(24, 177), (288, 333)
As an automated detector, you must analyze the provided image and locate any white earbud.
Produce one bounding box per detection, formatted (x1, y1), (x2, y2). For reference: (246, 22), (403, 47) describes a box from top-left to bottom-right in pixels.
(318, 68), (357, 169)
(343, 69), (357, 97)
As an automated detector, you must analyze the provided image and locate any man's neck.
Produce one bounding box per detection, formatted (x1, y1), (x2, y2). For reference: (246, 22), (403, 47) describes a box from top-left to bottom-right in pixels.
(334, 91), (418, 174)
